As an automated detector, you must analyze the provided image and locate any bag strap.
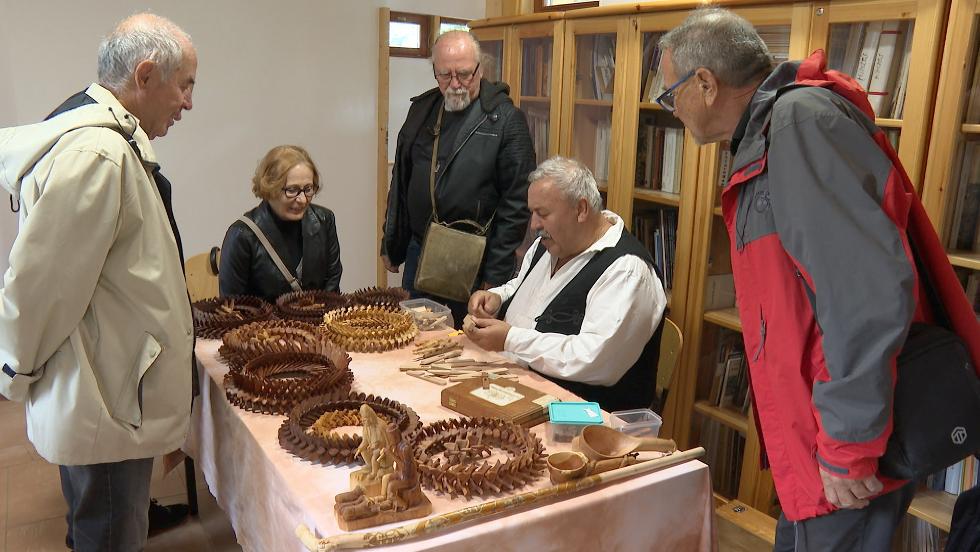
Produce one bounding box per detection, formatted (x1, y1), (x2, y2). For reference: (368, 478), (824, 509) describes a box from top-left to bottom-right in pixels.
(429, 107), (445, 224)
(237, 215), (302, 291)
(427, 105), (495, 235)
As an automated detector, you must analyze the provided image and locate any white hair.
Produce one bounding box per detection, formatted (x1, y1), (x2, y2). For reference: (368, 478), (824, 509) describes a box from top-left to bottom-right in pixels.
(529, 156), (603, 212)
(431, 30), (482, 66)
(97, 13), (192, 93)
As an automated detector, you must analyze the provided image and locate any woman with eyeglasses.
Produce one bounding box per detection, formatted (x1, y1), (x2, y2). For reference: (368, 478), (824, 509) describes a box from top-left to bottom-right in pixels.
(218, 145), (342, 301)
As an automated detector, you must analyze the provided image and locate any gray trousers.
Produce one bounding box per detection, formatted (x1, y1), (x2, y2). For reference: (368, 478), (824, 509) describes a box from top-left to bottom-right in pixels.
(774, 481), (916, 552)
(59, 457), (154, 552)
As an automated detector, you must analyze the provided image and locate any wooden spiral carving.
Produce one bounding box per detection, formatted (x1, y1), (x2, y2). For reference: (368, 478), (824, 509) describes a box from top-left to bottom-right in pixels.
(218, 320), (350, 373)
(408, 418), (547, 499)
(320, 305), (418, 353)
(278, 393), (420, 465)
(192, 295), (276, 339)
(347, 286), (410, 308)
(223, 352), (353, 415)
(276, 290), (349, 324)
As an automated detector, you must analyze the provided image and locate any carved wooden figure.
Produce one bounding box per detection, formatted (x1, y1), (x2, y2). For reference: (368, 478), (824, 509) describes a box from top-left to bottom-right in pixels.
(334, 412), (432, 531)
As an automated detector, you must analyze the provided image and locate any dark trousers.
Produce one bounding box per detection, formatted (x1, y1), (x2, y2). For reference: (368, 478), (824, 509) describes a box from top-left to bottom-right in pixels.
(402, 238), (468, 329)
(60, 457), (154, 552)
(774, 481), (916, 552)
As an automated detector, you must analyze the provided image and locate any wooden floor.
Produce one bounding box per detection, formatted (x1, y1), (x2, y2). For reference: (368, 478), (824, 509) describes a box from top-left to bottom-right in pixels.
(0, 398), (241, 552)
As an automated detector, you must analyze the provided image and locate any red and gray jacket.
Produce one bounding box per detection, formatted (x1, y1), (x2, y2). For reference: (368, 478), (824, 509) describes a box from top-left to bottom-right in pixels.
(722, 50), (980, 521)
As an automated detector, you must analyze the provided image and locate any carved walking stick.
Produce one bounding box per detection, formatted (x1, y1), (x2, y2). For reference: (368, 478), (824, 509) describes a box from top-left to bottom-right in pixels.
(296, 446), (705, 551)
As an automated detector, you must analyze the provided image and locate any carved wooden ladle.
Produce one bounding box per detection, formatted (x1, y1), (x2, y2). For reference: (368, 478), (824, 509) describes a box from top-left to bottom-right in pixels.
(546, 451), (638, 483)
(576, 425), (677, 461)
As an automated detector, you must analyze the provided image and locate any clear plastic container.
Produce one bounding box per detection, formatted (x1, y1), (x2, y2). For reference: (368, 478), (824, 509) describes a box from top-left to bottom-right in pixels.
(399, 298), (453, 331)
(547, 401), (603, 443)
(609, 408), (662, 438)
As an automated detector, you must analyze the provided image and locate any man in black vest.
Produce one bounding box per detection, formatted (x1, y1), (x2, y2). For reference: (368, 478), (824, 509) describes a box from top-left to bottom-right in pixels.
(465, 156), (667, 412)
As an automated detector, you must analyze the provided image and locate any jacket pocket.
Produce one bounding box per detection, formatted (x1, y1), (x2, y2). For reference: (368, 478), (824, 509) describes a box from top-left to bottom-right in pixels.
(752, 308), (767, 362)
(110, 332), (161, 428)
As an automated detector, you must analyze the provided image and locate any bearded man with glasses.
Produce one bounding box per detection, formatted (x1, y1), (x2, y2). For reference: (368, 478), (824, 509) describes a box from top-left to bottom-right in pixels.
(382, 30), (536, 327)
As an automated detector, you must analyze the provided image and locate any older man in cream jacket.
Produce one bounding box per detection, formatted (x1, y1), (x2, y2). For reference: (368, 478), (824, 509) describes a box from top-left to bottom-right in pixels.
(0, 13), (196, 551)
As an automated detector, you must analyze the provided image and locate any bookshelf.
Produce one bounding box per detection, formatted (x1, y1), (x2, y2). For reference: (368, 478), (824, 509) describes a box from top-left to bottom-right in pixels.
(470, 0), (965, 545)
(515, 21), (565, 164)
(917, 0), (980, 540)
(470, 25), (509, 84)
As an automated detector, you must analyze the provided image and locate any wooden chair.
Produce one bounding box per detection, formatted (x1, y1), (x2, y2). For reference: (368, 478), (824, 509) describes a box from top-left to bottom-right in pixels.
(181, 246), (219, 515)
(185, 246), (220, 302)
(654, 317), (683, 415)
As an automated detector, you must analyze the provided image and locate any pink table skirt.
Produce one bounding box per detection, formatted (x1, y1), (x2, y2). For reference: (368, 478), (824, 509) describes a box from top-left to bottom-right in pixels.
(185, 337), (714, 551)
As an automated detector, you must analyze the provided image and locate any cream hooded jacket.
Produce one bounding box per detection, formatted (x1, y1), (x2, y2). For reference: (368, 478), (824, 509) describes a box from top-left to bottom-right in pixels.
(0, 84), (192, 465)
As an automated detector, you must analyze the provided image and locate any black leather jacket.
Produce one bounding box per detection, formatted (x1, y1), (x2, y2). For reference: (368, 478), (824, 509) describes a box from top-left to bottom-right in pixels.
(219, 202), (342, 302)
(382, 80), (535, 286)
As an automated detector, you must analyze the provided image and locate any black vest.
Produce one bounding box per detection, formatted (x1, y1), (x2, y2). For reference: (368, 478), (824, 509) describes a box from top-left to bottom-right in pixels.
(500, 229), (665, 412)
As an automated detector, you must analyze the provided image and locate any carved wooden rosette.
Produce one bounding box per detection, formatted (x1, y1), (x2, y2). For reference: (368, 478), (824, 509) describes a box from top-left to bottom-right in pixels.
(408, 418), (547, 498)
(192, 295), (276, 339)
(278, 392), (420, 465)
(223, 352), (353, 415)
(320, 306), (418, 353)
(218, 320), (351, 373)
(276, 290), (349, 324)
(346, 286), (410, 308)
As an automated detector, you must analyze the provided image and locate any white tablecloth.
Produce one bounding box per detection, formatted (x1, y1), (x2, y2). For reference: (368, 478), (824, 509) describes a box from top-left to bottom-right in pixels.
(186, 337), (714, 551)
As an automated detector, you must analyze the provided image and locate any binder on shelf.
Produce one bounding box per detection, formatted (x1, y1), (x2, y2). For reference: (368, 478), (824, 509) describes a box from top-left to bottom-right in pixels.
(866, 20), (904, 116)
(854, 21), (884, 89)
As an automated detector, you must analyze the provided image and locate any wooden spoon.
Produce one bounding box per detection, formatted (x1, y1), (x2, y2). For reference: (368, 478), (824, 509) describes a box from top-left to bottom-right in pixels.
(546, 450), (641, 483)
(578, 425), (677, 461)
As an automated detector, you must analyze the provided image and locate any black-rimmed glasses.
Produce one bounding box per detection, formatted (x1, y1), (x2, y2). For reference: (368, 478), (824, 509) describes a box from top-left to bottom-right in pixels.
(433, 62), (480, 85)
(282, 185), (317, 199)
(656, 69), (695, 112)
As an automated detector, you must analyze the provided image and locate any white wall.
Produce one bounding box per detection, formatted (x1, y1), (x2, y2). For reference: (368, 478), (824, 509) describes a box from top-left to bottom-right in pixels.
(0, 0), (484, 289)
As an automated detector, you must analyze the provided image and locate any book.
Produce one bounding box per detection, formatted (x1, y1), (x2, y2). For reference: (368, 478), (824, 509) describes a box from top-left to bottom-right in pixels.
(854, 21), (884, 89)
(841, 23), (867, 76)
(441, 378), (558, 428)
(866, 20), (903, 116)
(966, 50), (980, 122)
(891, 22), (915, 118)
(948, 142), (980, 251)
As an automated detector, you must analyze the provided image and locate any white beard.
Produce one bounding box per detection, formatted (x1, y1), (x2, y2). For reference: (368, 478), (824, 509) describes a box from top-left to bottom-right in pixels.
(443, 88), (472, 112)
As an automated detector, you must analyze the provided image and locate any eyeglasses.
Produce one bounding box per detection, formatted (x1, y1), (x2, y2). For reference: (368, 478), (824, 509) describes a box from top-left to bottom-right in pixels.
(433, 62), (480, 85)
(655, 69), (695, 112)
(282, 185), (317, 199)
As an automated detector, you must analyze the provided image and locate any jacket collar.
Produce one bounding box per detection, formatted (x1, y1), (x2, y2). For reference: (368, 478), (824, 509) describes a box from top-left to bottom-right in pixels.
(253, 201), (325, 286)
(83, 83), (157, 166)
(731, 60), (800, 172)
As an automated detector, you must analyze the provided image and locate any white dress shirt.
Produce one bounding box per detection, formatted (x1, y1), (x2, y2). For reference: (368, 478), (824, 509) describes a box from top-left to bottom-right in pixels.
(490, 211), (667, 387)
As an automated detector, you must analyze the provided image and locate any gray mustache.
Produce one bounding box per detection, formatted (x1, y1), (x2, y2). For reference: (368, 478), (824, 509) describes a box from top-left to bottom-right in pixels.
(536, 229), (552, 240)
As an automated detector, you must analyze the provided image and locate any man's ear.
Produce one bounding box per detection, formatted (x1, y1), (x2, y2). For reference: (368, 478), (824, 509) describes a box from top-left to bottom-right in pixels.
(695, 67), (720, 107)
(133, 59), (157, 91)
(576, 198), (589, 222)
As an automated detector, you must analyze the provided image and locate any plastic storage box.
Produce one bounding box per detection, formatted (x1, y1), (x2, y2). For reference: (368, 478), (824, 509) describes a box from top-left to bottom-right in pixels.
(609, 408), (662, 438)
(399, 298), (453, 331)
(547, 401), (603, 443)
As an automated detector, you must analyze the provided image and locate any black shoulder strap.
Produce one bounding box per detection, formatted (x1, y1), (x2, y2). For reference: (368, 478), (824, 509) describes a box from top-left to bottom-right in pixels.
(498, 242), (547, 320)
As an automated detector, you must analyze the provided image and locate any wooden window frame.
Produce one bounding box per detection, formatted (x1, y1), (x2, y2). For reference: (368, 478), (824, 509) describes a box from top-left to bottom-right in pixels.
(533, 0), (599, 12)
(438, 16), (470, 33)
(389, 11), (431, 58)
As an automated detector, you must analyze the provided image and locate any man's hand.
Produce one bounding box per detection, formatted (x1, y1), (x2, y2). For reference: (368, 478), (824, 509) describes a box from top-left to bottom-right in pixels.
(468, 290), (501, 318)
(382, 255), (399, 274)
(464, 317), (510, 352)
(819, 468), (882, 509)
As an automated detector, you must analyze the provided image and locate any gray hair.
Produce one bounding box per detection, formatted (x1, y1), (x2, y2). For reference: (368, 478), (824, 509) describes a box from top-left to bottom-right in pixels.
(432, 30), (482, 66)
(98, 13), (192, 93)
(529, 156), (603, 212)
(659, 7), (772, 88)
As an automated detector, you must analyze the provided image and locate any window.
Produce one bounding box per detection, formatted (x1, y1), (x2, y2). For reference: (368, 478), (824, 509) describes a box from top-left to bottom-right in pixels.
(534, 0), (599, 12)
(439, 17), (469, 35)
(389, 11), (431, 58)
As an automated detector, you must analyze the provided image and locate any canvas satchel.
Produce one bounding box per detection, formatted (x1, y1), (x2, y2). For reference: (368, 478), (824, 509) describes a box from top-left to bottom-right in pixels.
(414, 108), (493, 303)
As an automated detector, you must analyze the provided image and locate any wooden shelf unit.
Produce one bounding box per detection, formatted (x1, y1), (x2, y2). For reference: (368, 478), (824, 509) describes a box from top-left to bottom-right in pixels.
(470, 0), (969, 541)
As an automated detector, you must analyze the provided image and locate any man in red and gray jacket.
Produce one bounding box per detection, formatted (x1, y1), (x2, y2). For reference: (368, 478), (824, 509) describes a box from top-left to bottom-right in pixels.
(659, 7), (980, 550)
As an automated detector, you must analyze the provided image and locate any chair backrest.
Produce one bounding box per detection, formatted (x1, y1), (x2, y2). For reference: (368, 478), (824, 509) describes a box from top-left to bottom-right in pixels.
(655, 317), (683, 414)
(185, 246), (220, 302)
